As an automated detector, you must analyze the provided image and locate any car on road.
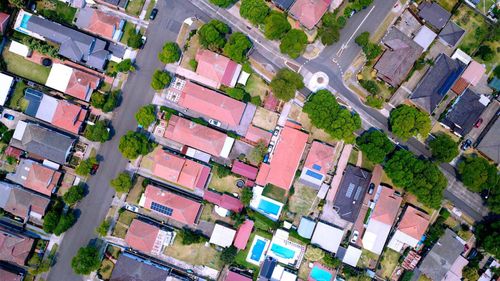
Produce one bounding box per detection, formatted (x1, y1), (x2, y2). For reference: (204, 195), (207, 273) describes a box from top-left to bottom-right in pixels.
(3, 113), (14, 120)
(141, 36), (147, 48)
(368, 183), (375, 194)
(209, 119), (221, 127)
(461, 139), (472, 150)
(474, 118), (483, 128)
(149, 8), (158, 20)
(90, 163), (99, 175)
(351, 230), (359, 243)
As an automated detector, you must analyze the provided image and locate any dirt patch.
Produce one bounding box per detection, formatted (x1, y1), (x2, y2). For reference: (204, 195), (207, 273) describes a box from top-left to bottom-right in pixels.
(180, 34), (201, 70)
(245, 74), (269, 100)
(126, 177), (145, 204)
(164, 238), (223, 269)
(289, 183), (318, 219)
(252, 107), (279, 131)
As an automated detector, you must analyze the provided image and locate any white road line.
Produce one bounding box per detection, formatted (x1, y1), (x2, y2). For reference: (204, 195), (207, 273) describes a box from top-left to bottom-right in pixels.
(335, 5), (377, 58)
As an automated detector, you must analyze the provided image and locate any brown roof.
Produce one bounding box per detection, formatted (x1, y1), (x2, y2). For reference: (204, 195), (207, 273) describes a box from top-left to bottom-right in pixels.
(451, 77), (468, 94)
(24, 162), (61, 196)
(370, 186), (402, 225)
(125, 219), (160, 253)
(65, 68), (100, 101)
(397, 206), (430, 240)
(0, 226), (34, 266)
(4, 186), (50, 218)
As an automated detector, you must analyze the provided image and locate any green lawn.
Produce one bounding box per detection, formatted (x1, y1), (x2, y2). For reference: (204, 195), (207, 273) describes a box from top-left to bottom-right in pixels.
(262, 184), (287, 203)
(7, 81), (28, 112)
(435, 0), (459, 11)
(120, 21), (136, 44)
(453, 4), (491, 54)
(2, 50), (50, 84)
(476, 0), (496, 15)
(126, 0), (146, 16)
(379, 249), (400, 278)
(235, 230), (273, 272)
(164, 238), (223, 269)
(36, 0), (77, 25)
(244, 74), (269, 101)
(117, 210), (137, 225)
(98, 259), (115, 280)
(247, 209), (279, 231)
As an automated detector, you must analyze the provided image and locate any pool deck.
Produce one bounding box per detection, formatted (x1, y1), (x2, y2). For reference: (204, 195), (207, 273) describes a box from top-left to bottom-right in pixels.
(267, 230), (305, 269)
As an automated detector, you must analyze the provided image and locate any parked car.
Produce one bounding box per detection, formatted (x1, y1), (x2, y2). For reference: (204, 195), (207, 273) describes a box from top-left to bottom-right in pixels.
(351, 230), (359, 243)
(141, 36), (147, 48)
(125, 204), (139, 213)
(368, 183), (375, 195)
(3, 113), (14, 120)
(149, 8), (158, 20)
(273, 127), (281, 137)
(267, 144), (274, 153)
(461, 139), (473, 150)
(474, 118), (483, 128)
(209, 119), (221, 127)
(90, 163), (99, 175)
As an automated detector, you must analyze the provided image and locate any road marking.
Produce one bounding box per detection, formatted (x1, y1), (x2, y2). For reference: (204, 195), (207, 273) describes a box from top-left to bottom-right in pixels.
(335, 5), (376, 58)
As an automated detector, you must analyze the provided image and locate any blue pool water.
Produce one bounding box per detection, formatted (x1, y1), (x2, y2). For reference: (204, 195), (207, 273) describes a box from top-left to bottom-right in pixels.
(270, 243), (295, 259)
(306, 169), (324, 180)
(20, 14), (31, 29)
(310, 266), (333, 281)
(250, 239), (266, 261)
(258, 199), (281, 215)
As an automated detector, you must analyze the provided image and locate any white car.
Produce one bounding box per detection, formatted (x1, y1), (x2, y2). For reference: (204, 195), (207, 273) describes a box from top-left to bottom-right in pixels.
(125, 204), (139, 213)
(209, 119), (221, 127)
(351, 230), (359, 243)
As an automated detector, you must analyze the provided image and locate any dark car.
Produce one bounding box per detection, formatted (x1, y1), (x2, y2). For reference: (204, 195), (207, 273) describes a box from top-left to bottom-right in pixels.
(461, 139), (473, 150)
(368, 183), (375, 194)
(90, 163), (100, 175)
(474, 118), (483, 128)
(3, 113), (15, 120)
(149, 8), (158, 20)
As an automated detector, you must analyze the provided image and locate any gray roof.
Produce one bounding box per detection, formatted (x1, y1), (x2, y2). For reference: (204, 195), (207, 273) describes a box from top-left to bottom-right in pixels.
(104, 0), (129, 8)
(23, 88), (43, 117)
(477, 117), (500, 164)
(26, 15), (110, 70)
(259, 257), (277, 280)
(297, 217), (316, 239)
(441, 89), (487, 136)
(74, 7), (94, 31)
(418, 2), (451, 30)
(0, 181), (50, 219)
(333, 165), (371, 223)
(375, 27), (424, 87)
(419, 229), (464, 281)
(410, 54), (465, 113)
(10, 122), (76, 164)
(110, 254), (172, 281)
(439, 21), (465, 47)
(272, 0), (296, 10)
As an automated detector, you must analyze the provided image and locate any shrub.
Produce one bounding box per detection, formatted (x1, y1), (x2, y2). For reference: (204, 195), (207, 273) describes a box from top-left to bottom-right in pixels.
(220, 246), (237, 264)
(63, 185), (85, 205)
(84, 120), (110, 143)
(359, 80), (379, 95)
(96, 218), (111, 237)
(110, 172), (133, 193)
(75, 157), (98, 176)
(158, 42), (181, 64)
(180, 228), (205, 245)
(126, 29), (143, 49)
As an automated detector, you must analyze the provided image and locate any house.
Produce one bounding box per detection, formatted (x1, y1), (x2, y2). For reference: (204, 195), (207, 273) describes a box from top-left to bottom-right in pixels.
(256, 125), (308, 191)
(362, 186), (402, 255)
(342, 246), (362, 267)
(144, 148), (211, 191)
(232, 160), (258, 180)
(477, 117), (500, 164)
(439, 21), (465, 47)
(272, 0), (296, 11)
(419, 229), (467, 281)
(311, 221), (344, 253)
(110, 253), (172, 281)
(0, 267), (23, 281)
(125, 219), (172, 255)
(9, 40), (31, 57)
(374, 27), (424, 87)
(441, 89), (489, 137)
(289, 0), (333, 30)
(410, 54), (465, 113)
(299, 141), (335, 189)
(297, 217), (316, 239)
(413, 25), (437, 52)
(164, 115), (235, 158)
(244, 125), (272, 145)
(0, 12), (10, 34)
(6, 159), (61, 197)
(0, 181), (50, 221)
(195, 49), (242, 88)
(224, 270), (253, 281)
(388, 205), (430, 252)
(333, 165), (371, 223)
(418, 2), (451, 30)
(453, 61), (486, 93)
(10, 121), (76, 164)
(209, 224), (236, 248)
(204, 190), (244, 213)
(233, 220), (254, 250)
(0, 72), (14, 106)
(102, 0), (129, 9)
(0, 225), (34, 266)
(46, 63), (100, 102)
(75, 7), (125, 41)
(139, 185), (202, 225)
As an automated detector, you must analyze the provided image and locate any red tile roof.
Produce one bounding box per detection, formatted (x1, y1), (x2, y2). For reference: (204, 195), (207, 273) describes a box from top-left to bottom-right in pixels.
(152, 148), (211, 190)
(0, 227), (34, 266)
(5, 146), (22, 159)
(203, 190), (244, 212)
(225, 271), (253, 281)
(178, 81), (246, 126)
(289, 0), (333, 29)
(244, 125), (272, 145)
(304, 141), (335, 175)
(231, 160), (258, 180)
(397, 206), (430, 240)
(233, 219), (254, 250)
(164, 115), (229, 157)
(125, 219), (160, 253)
(195, 49), (241, 87)
(371, 186), (403, 225)
(461, 61), (485, 86)
(256, 125), (308, 190)
(451, 77), (468, 94)
(0, 12), (10, 33)
(5, 188), (50, 218)
(24, 162), (61, 197)
(51, 100), (87, 134)
(65, 68), (100, 101)
(87, 9), (122, 39)
(143, 185), (201, 225)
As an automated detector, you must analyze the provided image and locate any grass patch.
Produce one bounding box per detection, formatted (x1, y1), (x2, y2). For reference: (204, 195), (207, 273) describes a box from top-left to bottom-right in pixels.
(361, 152), (376, 171)
(288, 183), (317, 217)
(120, 21), (136, 44)
(106, 245), (121, 259)
(235, 230), (273, 272)
(117, 210), (137, 226)
(262, 184), (287, 203)
(476, 0), (496, 15)
(36, 0), (77, 25)
(2, 50), (50, 84)
(247, 209), (279, 231)
(7, 81), (27, 111)
(208, 172), (241, 195)
(145, 0), (156, 19)
(359, 62), (394, 101)
(98, 258), (114, 280)
(244, 74), (269, 101)
(435, 0), (459, 11)
(379, 249), (400, 278)
(180, 34), (201, 69)
(125, 0), (146, 16)
(359, 249), (379, 269)
(126, 177), (145, 204)
(453, 4), (491, 54)
(163, 237), (223, 269)
(112, 224), (127, 239)
(348, 148), (359, 165)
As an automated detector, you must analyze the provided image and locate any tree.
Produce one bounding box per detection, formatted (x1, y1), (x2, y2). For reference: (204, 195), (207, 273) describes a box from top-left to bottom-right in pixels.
(248, 140), (267, 164)
(43, 210), (61, 233)
(239, 0), (270, 26)
(75, 157), (98, 176)
(180, 228), (205, 245)
(476, 220), (500, 258)
(53, 210), (77, 235)
(158, 42), (181, 64)
(462, 266), (480, 281)
(303, 90), (361, 143)
(92, 91), (120, 113)
(198, 20), (230, 51)
(116, 59), (135, 73)
(71, 246), (101, 275)
(318, 13), (344, 45)
(477, 45), (494, 61)
(95, 218), (111, 237)
(355, 32), (382, 60)
(241, 187), (253, 206)
(389, 105), (431, 141)
(355, 32), (370, 47)
(118, 131), (153, 159)
(209, 0), (236, 8)
(429, 134), (459, 162)
(151, 70), (172, 90)
(220, 246), (237, 264)
(63, 185), (85, 205)
(359, 80), (379, 95)
(126, 29), (143, 49)
(270, 68), (304, 101)
(400, 271), (414, 281)
(223, 32), (252, 63)
(457, 155), (499, 193)
(84, 120), (110, 143)
(356, 130), (394, 164)
(225, 87), (247, 101)
(110, 172), (133, 193)
(264, 11), (291, 40)
(135, 105), (156, 127)
(322, 254), (341, 268)
(279, 29), (308, 59)
(493, 65), (500, 79)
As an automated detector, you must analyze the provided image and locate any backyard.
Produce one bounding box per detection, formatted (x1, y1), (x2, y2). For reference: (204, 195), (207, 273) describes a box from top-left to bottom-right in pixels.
(36, 0), (77, 25)
(378, 249), (401, 278)
(7, 80), (28, 112)
(252, 107), (279, 131)
(244, 74), (269, 101)
(208, 170), (241, 195)
(453, 4), (491, 54)
(111, 210), (137, 238)
(288, 183), (318, 220)
(2, 49), (51, 84)
(125, 0), (146, 16)
(262, 184), (287, 203)
(436, 0), (460, 11)
(234, 229), (273, 272)
(163, 238), (223, 270)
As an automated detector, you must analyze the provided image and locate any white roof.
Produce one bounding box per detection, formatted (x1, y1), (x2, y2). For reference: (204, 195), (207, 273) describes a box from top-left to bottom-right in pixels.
(413, 25), (436, 52)
(9, 41), (30, 57)
(237, 71), (250, 85)
(46, 63), (73, 93)
(271, 265), (297, 281)
(388, 230), (419, 252)
(0, 73), (14, 106)
(451, 49), (472, 65)
(311, 222), (344, 253)
(362, 219), (392, 255)
(13, 121), (28, 141)
(220, 137), (235, 158)
(35, 94), (58, 122)
(343, 246), (362, 267)
(209, 224), (236, 248)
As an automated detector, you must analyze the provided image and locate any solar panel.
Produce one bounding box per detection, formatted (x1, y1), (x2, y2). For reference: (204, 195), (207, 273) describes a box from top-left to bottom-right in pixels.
(353, 186), (362, 200)
(151, 202), (173, 216)
(312, 164), (322, 171)
(346, 183), (355, 198)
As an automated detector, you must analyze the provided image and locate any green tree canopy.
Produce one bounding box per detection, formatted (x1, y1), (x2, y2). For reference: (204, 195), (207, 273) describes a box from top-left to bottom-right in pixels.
(110, 172), (133, 193)
(118, 131), (153, 160)
(239, 0), (270, 25)
(303, 90), (361, 143)
(198, 20), (230, 51)
(116, 59), (135, 73)
(75, 157), (98, 176)
(477, 45), (494, 61)
(43, 209), (61, 234)
(151, 70), (172, 90)
(180, 228), (205, 245)
(53, 210), (77, 236)
(95, 218), (111, 237)
(384, 150), (447, 208)
(355, 32), (382, 60)
(457, 155), (499, 193)
(241, 187), (253, 206)
(389, 105), (431, 141)
(135, 105), (156, 127)
(209, 0), (236, 8)
(84, 120), (110, 143)
(279, 29), (308, 59)
(223, 32), (252, 63)
(318, 13), (345, 45)
(264, 11), (291, 40)
(220, 246), (237, 264)
(269, 68), (304, 101)
(225, 87), (250, 101)
(91, 90), (120, 113)
(356, 130), (394, 164)
(63, 185), (85, 205)
(126, 29), (143, 49)
(248, 140), (267, 164)
(71, 246), (101, 275)
(476, 220), (500, 258)
(158, 42), (181, 64)
(429, 134), (459, 162)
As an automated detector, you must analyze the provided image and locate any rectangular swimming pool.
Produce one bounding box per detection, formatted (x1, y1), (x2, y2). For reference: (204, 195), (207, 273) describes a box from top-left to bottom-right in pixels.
(310, 266), (333, 281)
(257, 198), (281, 215)
(250, 239), (266, 262)
(269, 243), (295, 259)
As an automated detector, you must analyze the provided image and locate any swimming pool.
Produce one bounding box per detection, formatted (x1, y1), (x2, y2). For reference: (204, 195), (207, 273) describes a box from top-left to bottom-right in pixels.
(20, 14), (31, 29)
(310, 266), (333, 281)
(269, 243), (295, 259)
(258, 198), (281, 215)
(250, 239), (266, 261)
